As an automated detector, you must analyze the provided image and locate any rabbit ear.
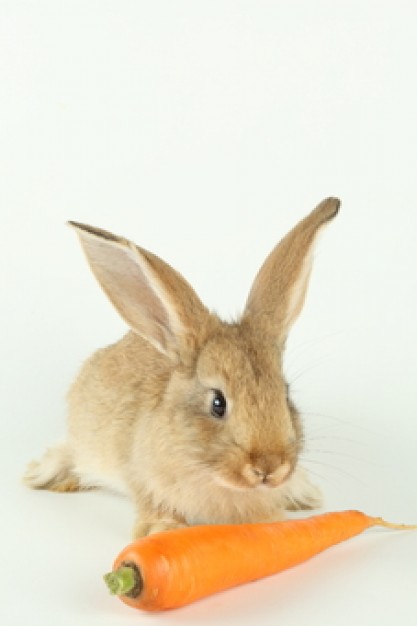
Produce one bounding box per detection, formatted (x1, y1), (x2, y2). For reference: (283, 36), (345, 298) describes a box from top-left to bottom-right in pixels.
(68, 222), (209, 360)
(242, 197), (340, 343)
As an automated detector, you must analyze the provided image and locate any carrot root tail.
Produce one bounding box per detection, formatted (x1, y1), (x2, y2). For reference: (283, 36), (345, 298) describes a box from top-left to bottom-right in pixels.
(373, 517), (417, 531)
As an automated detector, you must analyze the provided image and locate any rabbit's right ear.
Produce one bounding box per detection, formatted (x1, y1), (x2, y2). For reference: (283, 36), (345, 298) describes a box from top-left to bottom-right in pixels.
(68, 222), (210, 361)
(242, 197), (340, 344)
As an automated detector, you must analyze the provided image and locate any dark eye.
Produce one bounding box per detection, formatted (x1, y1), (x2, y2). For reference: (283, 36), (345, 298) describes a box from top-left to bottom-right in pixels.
(211, 389), (227, 419)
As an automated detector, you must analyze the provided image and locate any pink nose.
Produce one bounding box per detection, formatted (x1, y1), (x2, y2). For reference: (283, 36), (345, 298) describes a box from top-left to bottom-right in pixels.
(250, 453), (283, 481)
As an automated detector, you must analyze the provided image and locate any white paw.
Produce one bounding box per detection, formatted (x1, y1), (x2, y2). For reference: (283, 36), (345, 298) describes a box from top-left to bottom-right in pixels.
(22, 443), (73, 489)
(133, 518), (188, 539)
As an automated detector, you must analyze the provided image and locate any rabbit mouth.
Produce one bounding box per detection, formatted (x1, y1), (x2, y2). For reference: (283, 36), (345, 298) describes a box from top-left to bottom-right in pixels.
(214, 461), (292, 491)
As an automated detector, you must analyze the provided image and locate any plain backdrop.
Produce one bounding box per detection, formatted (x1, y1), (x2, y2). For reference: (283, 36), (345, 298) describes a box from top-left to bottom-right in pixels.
(1, 1), (416, 625)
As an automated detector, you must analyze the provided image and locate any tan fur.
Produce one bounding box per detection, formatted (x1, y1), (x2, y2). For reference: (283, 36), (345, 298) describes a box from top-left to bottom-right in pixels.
(24, 198), (340, 537)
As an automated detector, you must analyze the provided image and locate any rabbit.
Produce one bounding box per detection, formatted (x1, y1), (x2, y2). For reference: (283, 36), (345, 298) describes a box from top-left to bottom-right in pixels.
(24, 197), (340, 538)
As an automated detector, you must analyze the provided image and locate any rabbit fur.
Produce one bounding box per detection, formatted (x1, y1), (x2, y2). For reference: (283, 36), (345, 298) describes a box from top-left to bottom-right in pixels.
(24, 197), (340, 538)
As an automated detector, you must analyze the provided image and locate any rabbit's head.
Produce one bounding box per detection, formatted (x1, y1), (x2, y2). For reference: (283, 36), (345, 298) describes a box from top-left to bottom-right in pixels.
(69, 198), (339, 494)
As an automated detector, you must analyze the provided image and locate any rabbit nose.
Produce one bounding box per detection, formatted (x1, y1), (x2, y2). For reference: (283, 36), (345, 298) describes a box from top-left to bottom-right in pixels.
(252, 467), (270, 483)
(250, 453), (286, 482)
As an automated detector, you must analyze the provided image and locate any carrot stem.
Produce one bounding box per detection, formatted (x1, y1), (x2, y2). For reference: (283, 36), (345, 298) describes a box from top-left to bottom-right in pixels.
(104, 566), (138, 596)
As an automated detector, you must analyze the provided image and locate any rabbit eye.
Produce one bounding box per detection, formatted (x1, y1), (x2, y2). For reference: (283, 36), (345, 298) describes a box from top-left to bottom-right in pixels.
(211, 389), (227, 419)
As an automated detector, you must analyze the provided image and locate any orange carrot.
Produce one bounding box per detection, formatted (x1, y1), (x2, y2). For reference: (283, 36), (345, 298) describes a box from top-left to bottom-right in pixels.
(103, 510), (416, 612)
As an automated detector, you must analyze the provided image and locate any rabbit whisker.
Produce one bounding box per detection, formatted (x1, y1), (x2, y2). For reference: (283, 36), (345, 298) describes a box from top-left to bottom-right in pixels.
(299, 457), (366, 487)
(286, 355), (336, 386)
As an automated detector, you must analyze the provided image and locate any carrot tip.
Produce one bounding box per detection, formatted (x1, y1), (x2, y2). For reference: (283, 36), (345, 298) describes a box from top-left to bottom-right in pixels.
(104, 566), (137, 596)
(374, 517), (417, 531)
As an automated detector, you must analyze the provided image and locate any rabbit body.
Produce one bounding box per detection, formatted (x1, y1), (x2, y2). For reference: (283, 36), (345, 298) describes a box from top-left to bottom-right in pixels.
(24, 198), (340, 537)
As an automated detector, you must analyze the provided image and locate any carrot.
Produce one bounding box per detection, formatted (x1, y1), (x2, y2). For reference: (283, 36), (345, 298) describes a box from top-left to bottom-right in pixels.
(103, 510), (416, 612)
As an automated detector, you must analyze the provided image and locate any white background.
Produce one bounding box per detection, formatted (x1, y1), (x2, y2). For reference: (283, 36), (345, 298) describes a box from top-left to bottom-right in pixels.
(1, 1), (416, 625)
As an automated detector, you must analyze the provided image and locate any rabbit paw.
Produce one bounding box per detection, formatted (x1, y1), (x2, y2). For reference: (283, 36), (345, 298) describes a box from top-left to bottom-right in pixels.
(23, 443), (83, 493)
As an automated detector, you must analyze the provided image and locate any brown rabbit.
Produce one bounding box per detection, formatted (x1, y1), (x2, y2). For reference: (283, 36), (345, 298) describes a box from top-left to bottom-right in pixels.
(24, 198), (340, 538)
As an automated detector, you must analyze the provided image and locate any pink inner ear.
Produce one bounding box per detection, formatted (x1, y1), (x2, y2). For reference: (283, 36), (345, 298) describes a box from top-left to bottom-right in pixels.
(78, 235), (171, 351)
(73, 221), (211, 359)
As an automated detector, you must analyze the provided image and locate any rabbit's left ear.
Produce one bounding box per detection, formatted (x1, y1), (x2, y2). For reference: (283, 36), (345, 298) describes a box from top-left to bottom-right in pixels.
(242, 197), (340, 344)
(68, 222), (210, 360)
